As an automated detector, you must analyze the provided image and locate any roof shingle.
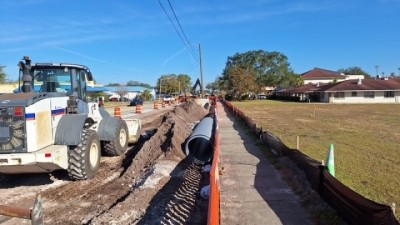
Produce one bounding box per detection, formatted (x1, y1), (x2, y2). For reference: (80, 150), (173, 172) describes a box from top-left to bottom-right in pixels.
(301, 68), (347, 80)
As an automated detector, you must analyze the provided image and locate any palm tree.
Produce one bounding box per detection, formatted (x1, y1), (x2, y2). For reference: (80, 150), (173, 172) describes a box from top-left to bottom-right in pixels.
(140, 89), (153, 101)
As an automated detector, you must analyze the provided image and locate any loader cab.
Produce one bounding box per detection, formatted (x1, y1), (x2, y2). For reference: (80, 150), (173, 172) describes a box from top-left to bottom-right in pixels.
(31, 64), (92, 101)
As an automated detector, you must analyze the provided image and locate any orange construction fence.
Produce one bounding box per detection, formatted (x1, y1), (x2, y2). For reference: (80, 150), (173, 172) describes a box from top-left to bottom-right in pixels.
(207, 105), (220, 225)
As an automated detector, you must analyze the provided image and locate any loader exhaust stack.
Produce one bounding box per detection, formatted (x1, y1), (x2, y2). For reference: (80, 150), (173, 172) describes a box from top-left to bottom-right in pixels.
(18, 56), (33, 93)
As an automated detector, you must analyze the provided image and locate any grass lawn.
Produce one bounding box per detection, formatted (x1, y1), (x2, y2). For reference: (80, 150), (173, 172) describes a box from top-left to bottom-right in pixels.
(231, 100), (400, 219)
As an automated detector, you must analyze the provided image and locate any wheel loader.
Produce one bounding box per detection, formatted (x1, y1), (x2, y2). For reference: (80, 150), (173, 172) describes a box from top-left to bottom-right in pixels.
(0, 56), (141, 180)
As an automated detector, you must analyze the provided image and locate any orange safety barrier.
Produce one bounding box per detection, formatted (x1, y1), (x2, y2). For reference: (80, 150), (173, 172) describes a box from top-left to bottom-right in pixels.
(208, 106), (220, 225)
(114, 107), (121, 119)
(136, 104), (142, 114)
(162, 101), (166, 108)
(154, 101), (159, 110)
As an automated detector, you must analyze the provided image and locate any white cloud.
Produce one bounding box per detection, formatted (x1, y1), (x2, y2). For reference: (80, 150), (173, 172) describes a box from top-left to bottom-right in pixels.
(54, 46), (145, 73)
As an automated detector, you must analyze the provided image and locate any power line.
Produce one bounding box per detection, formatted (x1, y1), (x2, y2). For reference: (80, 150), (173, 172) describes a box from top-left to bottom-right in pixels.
(182, 61), (199, 74)
(157, 0), (198, 61)
(157, 0), (185, 44)
(166, 0), (198, 59)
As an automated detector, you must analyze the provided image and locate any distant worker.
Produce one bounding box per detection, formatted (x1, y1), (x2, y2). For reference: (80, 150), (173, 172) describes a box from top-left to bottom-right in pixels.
(209, 92), (217, 106)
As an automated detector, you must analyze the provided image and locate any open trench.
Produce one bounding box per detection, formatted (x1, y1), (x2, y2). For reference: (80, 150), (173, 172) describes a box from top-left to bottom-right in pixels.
(0, 101), (210, 225)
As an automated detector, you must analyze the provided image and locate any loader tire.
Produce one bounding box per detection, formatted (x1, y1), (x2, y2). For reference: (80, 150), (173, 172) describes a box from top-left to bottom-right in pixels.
(103, 120), (129, 156)
(67, 129), (101, 180)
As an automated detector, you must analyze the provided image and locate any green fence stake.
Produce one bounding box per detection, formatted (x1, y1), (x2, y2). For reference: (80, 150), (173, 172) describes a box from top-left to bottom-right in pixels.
(326, 144), (335, 177)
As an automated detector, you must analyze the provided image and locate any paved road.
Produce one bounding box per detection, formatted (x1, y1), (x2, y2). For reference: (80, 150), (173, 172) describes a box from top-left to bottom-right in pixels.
(217, 102), (312, 225)
(103, 101), (173, 120)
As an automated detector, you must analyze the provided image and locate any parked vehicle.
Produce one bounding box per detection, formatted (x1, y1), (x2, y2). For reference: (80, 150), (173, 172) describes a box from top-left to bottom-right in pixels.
(129, 98), (143, 106)
(163, 95), (173, 102)
(257, 94), (267, 99)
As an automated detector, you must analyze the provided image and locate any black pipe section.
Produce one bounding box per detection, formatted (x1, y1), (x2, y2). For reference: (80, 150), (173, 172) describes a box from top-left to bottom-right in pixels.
(185, 117), (214, 165)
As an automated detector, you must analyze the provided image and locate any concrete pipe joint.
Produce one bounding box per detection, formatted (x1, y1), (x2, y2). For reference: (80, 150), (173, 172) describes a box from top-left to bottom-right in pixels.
(185, 117), (214, 165)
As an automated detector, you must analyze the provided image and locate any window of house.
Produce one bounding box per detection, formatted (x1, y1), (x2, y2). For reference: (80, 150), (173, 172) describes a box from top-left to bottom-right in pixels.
(351, 92), (357, 97)
(384, 91), (394, 98)
(334, 92), (344, 99)
(364, 91), (374, 98)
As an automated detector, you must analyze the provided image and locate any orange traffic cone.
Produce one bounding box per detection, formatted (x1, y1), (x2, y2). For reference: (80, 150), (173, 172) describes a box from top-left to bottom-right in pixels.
(154, 101), (159, 110)
(136, 104), (142, 114)
(114, 107), (121, 119)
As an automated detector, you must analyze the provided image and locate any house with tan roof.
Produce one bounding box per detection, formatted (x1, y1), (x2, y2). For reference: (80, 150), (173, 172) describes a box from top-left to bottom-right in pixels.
(301, 68), (364, 84)
(278, 67), (400, 103)
(318, 78), (400, 103)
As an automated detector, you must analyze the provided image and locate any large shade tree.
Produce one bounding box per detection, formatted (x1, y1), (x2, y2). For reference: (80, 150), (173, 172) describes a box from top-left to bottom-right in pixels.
(126, 80), (152, 88)
(219, 50), (299, 98)
(225, 67), (257, 98)
(0, 66), (7, 84)
(338, 67), (371, 79)
(157, 74), (191, 95)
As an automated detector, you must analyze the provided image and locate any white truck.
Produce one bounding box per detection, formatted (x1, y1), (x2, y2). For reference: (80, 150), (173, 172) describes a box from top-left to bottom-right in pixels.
(0, 57), (141, 180)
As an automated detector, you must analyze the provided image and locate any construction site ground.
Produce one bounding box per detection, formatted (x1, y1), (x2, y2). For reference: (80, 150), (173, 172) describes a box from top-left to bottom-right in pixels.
(0, 101), (210, 225)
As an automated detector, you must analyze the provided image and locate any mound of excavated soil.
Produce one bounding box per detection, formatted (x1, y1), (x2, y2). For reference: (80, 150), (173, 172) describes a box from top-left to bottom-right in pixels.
(33, 100), (210, 225)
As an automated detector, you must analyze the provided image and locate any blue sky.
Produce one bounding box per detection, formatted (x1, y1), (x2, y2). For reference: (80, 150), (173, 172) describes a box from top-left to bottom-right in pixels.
(1, 0), (399, 86)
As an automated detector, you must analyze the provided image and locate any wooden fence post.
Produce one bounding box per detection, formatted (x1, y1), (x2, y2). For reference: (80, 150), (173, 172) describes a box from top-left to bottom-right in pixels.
(391, 203), (396, 215)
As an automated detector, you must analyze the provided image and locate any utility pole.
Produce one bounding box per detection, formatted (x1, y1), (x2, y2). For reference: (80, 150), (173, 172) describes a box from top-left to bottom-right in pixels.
(375, 65), (379, 77)
(199, 44), (204, 98)
(159, 79), (162, 103)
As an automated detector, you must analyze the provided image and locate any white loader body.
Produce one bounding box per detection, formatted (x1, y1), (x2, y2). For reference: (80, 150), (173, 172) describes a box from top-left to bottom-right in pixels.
(0, 59), (141, 179)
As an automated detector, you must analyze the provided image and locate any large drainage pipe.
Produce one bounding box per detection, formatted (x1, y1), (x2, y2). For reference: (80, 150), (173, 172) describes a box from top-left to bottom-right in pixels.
(185, 117), (214, 165)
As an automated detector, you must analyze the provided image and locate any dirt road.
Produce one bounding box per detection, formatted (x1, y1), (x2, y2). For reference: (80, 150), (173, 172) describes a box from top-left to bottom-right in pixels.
(0, 101), (210, 225)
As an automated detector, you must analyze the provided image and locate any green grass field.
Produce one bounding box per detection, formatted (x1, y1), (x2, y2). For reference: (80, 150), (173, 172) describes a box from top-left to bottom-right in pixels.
(231, 100), (400, 219)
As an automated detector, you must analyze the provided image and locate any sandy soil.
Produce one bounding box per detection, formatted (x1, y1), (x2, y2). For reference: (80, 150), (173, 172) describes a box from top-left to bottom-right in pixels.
(0, 101), (210, 225)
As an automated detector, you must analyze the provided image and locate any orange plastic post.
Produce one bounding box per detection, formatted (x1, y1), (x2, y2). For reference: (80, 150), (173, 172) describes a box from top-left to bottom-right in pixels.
(154, 101), (159, 110)
(114, 107), (121, 119)
(136, 104), (142, 114)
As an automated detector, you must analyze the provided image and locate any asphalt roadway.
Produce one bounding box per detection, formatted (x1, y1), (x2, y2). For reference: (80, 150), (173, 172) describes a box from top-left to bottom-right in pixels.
(103, 101), (172, 120)
(217, 102), (313, 225)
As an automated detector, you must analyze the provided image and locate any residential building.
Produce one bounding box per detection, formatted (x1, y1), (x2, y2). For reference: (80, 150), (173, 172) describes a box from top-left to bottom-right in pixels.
(0, 83), (18, 94)
(301, 68), (364, 84)
(277, 78), (400, 103)
(319, 78), (400, 103)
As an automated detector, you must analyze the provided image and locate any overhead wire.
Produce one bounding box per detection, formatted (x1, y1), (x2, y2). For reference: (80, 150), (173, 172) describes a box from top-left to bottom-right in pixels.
(157, 0), (199, 61)
(183, 61), (200, 74)
(166, 0), (199, 60)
